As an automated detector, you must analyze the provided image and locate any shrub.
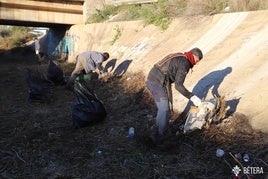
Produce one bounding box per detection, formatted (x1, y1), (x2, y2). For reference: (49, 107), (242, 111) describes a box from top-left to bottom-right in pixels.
(110, 25), (122, 45)
(0, 28), (11, 38)
(86, 5), (119, 23)
(141, 1), (171, 30)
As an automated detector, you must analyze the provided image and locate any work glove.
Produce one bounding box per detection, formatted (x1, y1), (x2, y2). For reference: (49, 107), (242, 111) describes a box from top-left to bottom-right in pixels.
(190, 95), (202, 107)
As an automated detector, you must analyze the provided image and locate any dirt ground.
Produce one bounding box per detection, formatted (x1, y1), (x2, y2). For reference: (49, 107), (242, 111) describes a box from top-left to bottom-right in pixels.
(1, 10), (268, 179)
(0, 46), (267, 178)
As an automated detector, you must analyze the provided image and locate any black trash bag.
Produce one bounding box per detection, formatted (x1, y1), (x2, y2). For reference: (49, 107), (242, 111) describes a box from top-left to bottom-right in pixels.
(47, 60), (66, 85)
(25, 68), (53, 103)
(72, 77), (107, 128)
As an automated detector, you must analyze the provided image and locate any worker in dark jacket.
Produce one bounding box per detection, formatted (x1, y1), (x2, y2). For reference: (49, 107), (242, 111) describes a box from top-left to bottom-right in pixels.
(146, 47), (203, 143)
(66, 51), (109, 89)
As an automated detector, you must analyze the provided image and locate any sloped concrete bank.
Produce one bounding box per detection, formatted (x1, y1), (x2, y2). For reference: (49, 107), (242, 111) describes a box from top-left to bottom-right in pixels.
(68, 10), (268, 133)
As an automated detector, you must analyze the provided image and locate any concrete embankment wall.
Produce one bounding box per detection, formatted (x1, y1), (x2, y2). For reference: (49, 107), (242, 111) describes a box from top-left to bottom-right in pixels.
(67, 10), (268, 133)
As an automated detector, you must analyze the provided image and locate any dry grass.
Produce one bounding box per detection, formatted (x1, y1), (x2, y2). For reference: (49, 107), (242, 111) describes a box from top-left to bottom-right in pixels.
(170, 0), (268, 16)
(0, 48), (267, 178)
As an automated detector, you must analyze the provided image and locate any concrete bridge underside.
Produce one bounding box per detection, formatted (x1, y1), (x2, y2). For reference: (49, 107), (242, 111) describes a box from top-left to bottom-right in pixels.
(0, 0), (84, 27)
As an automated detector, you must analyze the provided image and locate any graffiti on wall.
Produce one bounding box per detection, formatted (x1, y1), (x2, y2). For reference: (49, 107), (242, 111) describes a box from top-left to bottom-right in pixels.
(35, 28), (79, 63)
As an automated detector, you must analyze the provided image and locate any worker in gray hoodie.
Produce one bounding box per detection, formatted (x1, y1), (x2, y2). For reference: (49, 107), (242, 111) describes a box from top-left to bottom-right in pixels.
(66, 51), (109, 90)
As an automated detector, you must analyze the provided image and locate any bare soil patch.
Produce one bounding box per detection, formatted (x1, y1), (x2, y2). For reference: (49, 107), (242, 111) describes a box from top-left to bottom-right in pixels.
(0, 48), (267, 178)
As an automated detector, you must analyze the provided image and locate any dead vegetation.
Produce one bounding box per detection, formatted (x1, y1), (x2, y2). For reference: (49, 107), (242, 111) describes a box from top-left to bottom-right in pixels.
(0, 48), (267, 179)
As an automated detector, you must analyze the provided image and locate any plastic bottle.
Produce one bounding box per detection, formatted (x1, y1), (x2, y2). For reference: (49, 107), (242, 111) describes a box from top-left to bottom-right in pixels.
(216, 149), (225, 158)
(243, 154), (249, 162)
(128, 127), (135, 138)
(97, 150), (102, 155)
